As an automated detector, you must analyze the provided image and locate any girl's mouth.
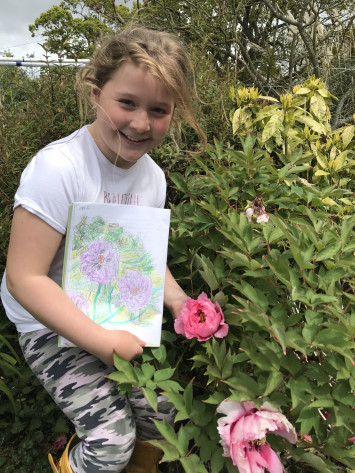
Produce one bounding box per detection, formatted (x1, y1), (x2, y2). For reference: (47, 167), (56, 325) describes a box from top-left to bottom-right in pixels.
(119, 131), (148, 144)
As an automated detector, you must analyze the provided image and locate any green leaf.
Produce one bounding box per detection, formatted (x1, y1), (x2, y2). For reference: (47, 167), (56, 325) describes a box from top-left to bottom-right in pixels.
(148, 439), (180, 462)
(263, 371), (284, 396)
(156, 380), (183, 393)
(341, 216), (354, 247)
(141, 363), (155, 382)
(299, 452), (335, 473)
(180, 454), (209, 473)
(203, 391), (226, 405)
(211, 447), (225, 473)
(169, 172), (188, 192)
(196, 256), (219, 291)
(107, 371), (138, 385)
(289, 244), (314, 269)
(153, 367), (175, 383)
(315, 242), (342, 261)
(223, 372), (260, 397)
(113, 354), (139, 382)
(183, 379), (194, 415)
(141, 387), (158, 412)
(153, 418), (178, 446)
(270, 324), (287, 355)
(162, 391), (189, 421)
(176, 425), (191, 457)
(238, 280), (269, 311)
(151, 345), (167, 364)
(0, 379), (17, 413)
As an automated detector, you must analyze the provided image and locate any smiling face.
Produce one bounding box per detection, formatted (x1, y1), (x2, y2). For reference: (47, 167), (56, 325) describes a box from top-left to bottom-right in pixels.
(89, 62), (174, 169)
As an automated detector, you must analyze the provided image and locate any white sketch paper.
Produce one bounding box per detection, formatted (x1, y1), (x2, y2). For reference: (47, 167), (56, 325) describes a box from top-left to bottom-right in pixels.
(59, 203), (170, 347)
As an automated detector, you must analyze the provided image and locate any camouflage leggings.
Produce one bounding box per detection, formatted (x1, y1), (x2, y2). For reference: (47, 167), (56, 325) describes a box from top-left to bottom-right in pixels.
(18, 328), (176, 473)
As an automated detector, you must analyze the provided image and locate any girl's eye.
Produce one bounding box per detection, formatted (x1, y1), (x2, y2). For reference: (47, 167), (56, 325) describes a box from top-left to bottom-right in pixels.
(152, 107), (167, 115)
(119, 99), (134, 107)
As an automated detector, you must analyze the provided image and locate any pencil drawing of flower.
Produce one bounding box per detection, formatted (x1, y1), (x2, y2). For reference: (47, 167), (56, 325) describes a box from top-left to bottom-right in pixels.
(66, 290), (90, 314)
(80, 240), (119, 284)
(118, 270), (153, 312)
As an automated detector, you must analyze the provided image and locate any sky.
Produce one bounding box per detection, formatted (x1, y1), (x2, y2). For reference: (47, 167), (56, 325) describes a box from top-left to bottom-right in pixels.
(0, 0), (132, 60)
(0, 0), (62, 59)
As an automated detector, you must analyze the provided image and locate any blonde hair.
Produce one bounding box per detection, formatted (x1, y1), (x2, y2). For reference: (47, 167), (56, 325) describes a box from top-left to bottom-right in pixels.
(76, 25), (206, 149)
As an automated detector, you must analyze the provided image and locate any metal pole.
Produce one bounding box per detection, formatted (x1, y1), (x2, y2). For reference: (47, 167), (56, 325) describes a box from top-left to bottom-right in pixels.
(0, 58), (89, 67)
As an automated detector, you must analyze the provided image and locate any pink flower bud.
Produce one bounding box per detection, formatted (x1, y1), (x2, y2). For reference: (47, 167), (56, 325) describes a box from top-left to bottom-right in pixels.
(245, 207), (254, 222)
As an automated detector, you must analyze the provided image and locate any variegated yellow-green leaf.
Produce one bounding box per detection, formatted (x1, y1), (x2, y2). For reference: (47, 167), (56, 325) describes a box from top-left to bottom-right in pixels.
(310, 94), (327, 121)
(315, 153), (329, 170)
(341, 125), (354, 148)
(322, 197), (338, 206)
(333, 150), (349, 171)
(329, 146), (337, 160)
(314, 170), (330, 176)
(255, 104), (279, 122)
(261, 111), (284, 143)
(294, 87), (311, 95)
(317, 88), (333, 98)
(259, 95), (279, 102)
(232, 107), (253, 135)
(339, 198), (353, 205)
(296, 116), (326, 134)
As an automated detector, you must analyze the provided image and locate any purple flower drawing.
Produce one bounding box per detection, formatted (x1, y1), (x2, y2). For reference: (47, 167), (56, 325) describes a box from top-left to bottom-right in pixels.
(118, 270), (153, 312)
(66, 290), (90, 313)
(80, 240), (119, 284)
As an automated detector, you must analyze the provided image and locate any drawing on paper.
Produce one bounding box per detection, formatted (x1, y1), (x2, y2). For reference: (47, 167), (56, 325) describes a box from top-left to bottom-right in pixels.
(62, 215), (164, 345)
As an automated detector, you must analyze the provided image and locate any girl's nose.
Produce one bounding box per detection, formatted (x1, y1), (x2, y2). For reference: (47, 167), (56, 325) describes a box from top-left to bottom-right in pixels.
(131, 110), (150, 133)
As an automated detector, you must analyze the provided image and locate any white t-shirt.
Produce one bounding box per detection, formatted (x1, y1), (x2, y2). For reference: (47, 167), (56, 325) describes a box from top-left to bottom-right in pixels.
(0, 126), (166, 332)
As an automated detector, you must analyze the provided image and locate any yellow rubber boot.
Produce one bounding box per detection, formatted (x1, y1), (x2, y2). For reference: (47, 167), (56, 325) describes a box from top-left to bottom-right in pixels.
(125, 438), (163, 473)
(48, 434), (77, 473)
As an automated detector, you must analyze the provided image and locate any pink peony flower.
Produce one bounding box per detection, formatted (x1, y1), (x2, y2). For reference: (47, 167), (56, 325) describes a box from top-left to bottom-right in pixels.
(174, 292), (229, 341)
(256, 211), (270, 223)
(217, 400), (297, 473)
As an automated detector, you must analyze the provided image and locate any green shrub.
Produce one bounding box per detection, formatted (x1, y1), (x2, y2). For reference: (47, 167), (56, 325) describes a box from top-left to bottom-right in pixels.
(0, 65), (81, 271)
(111, 80), (354, 473)
(0, 65), (80, 469)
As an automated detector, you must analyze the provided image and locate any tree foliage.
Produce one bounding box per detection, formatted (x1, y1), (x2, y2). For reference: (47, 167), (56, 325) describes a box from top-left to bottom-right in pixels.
(29, 0), (355, 126)
(29, 0), (131, 58)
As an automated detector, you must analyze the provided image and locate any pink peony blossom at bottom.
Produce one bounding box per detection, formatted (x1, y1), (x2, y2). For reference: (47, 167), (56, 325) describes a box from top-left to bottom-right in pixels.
(217, 400), (297, 473)
(174, 292), (228, 341)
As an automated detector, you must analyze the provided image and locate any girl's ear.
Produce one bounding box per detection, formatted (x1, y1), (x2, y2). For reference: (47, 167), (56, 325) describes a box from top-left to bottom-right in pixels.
(91, 87), (100, 104)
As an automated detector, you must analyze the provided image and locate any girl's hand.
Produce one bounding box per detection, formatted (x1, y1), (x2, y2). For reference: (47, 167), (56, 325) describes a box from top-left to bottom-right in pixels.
(95, 329), (146, 365)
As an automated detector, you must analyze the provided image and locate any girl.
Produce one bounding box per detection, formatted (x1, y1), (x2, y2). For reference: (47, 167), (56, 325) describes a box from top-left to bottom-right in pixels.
(1, 26), (205, 473)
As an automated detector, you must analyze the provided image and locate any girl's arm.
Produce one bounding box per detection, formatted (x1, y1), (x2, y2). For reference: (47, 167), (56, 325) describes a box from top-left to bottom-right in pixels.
(163, 266), (188, 319)
(6, 206), (145, 365)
